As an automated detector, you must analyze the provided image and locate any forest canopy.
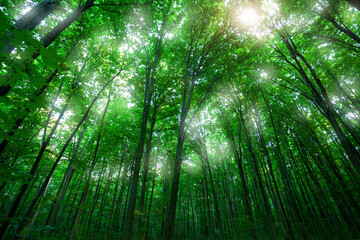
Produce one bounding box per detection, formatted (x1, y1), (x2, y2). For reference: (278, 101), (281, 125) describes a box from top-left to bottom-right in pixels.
(0, 0), (360, 239)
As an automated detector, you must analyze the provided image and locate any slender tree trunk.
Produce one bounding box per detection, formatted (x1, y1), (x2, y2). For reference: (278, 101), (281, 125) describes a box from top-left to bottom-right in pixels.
(136, 106), (157, 233)
(321, 9), (360, 44)
(197, 137), (225, 238)
(0, 92), (72, 239)
(69, 91), (111, 240)
(224, 115), (256, 239)
(163, 39), (200, 238)
(160, 154), (169, 236)
(259, 92), (296, 240)
(46, 128), (87, 236)
(121, 161), (135, 233)
(143, 143), (159, 240)
(93, 167), (113, 236)
(277, 30), (360, 176)
(105, 144), (125, 239)
(123, 18), (166, 240)
(113, 162), (128, 233)
(163, 105), (188, 239)
(86, 158), (107, 235)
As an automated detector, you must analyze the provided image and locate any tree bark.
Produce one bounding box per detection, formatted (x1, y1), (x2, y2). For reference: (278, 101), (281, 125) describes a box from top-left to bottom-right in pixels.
(345, 0), (360, 10)
(0, 0), (95, 97)
(3, 0), (61, 53)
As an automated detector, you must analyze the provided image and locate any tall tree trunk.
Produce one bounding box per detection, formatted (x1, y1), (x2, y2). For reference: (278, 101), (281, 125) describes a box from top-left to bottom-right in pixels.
(46, 128), (88, 236)
(143, 142), (159, 240)
(260, 91), (296, 240)
(113, 162), (129, 233)
(276, 30), (360, 176)
(194, 134), (225, 239)
(123, 18), (166, 240)
(86, 158), (107, 235)
(105, 142), (125, 239)
(163, 88), (191, 239)
(0, 0), (96, 97)
(3, 0), (61, 53)
(69, 90), (111, 240)
(15, 71), (123, 235)
(93, 166), (113, 236)
(345, 0), (360, 10)
(163, 33), (201, 238)
(223, 115), (256, 239)
(203, 147), (224, 238)
(0, 38), (79, 157)
(0, 92), (72, 239)
(136, 105), (157, 233)
(121, 161), (135, 233)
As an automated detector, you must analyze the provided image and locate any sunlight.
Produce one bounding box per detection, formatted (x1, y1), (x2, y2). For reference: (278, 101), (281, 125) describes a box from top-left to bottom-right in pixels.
(234, 8), (264, 38)
(263, 0), (279, 17)
(346, 112), (358, 120)
(20, 6), (32, 15)
(184, 158), (194, 167)
(260, 71), (268, 78)
(18, 0), (35, 17)
(165, 33), (174, 39)
(238, 8), (260, 27)
(230, 0), (280, 38)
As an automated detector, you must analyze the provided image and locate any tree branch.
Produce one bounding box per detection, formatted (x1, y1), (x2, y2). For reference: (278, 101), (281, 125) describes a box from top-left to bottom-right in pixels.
(91, 0), (155, 8)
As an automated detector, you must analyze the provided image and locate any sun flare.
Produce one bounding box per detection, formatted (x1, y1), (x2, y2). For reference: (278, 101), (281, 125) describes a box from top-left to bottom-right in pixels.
(238, 8), (260, 26)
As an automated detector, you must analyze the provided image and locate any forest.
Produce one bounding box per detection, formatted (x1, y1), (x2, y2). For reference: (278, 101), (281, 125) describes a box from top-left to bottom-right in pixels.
(0, 0), (360, 239)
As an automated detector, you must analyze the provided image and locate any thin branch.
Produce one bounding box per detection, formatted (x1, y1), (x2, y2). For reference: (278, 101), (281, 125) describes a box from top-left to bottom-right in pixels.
(92, 0), (155, 8)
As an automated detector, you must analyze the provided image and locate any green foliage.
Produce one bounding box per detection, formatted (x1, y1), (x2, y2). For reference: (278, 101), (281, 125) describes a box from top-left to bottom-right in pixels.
(0, 0), (360, 239)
